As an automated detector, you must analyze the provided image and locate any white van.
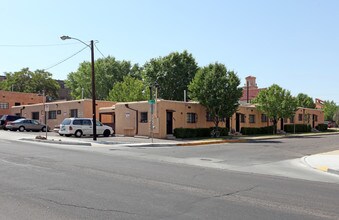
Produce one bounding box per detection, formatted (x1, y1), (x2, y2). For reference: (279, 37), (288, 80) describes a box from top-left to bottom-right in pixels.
(59, 118), (113, 137)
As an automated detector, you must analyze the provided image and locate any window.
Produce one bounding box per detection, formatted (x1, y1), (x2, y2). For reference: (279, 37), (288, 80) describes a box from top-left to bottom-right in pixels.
(32, 112), (39, 120)
(140, 112), (148, 123)
(290, 116), (295, 123)
(283, 118), (288, 123)
(298, 114), (303, 121)
(314, 115), (318, 122)
(14, 102), (20, 106)
(0, 102), (9, 109)
(261, 114), (267, 122)
(206, 112), (213, 122)
(240, 114), (245, 123)
(48, 110), (57, 119)
(249, 114), (255, 123)
(70, 109), (78, 118)
(82, 119), (92, 126)
(187, 113), (197, 123)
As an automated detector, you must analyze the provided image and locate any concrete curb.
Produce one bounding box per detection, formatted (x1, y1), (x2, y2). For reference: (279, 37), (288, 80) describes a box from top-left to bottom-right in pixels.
(177, 139), (248, 146)
(302, 156), (339, 176)
(20, 138), (92, 146)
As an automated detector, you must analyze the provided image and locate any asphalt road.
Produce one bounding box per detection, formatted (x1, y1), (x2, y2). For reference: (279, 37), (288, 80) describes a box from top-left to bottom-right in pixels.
(0, 132), (339, 219)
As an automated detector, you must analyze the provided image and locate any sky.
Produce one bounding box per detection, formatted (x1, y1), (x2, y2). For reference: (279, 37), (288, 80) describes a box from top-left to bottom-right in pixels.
(1, 0), (339, 103)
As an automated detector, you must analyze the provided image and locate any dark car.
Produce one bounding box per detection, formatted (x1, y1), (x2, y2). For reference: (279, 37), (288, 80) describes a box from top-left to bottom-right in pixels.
(0, 115), (24, 130)
(5, 118), (49, 132)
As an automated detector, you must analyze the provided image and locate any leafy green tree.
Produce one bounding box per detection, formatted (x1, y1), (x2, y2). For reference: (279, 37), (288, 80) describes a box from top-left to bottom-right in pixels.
(66, 56), (135, 100)
(107, 75), (149, 102)
(296, 93), (316, 108)
(188, 62), (243, 128)
(323, 100), (338, 121)
(333, 109), (339, 126)
(252, 84), (297, 134)
(0, 68), (60, 99)
(143, 50), (198, 101)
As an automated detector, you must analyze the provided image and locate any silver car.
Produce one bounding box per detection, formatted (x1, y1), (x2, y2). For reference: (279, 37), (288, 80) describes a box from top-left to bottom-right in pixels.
(6, 118), (49, 132)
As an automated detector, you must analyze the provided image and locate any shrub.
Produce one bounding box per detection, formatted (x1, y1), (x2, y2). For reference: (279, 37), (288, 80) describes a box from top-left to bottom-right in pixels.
(240, 126), (274, 135)
(284, 124), (312, 133)
(315, 123), (328, 131)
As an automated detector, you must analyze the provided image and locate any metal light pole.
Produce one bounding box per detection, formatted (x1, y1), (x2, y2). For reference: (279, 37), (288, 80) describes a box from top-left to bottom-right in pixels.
(60, 36), (97, 141)
(43, 90), (48, 139)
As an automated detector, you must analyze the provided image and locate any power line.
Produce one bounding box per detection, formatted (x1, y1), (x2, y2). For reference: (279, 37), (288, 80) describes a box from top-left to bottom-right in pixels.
(94, 43), (106, 58)
(43, 46), (88, 71)
(0, 42), (80, 47)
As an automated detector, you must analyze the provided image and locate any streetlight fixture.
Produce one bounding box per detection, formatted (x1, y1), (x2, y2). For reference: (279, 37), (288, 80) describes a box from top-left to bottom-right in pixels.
(60, 35), (97, 141)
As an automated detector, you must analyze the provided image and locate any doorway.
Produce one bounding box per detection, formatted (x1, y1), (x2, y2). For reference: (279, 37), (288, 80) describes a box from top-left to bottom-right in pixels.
(236, 113), (240, 132)
(166, 111), (173, 134)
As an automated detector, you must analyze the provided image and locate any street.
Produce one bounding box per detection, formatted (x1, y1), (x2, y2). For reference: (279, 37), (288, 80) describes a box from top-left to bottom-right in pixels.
(0, 130), (339, 219)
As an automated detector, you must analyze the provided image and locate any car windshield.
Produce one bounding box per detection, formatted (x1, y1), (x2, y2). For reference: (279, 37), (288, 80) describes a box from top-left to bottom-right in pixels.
(96, 120), (103, 126)
(61, 119), (72, 125)
(13, 118), (25, 123)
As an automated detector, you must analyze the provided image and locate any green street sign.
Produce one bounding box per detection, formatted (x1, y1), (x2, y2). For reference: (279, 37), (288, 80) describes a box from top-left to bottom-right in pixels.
(148, 99), (155, 104)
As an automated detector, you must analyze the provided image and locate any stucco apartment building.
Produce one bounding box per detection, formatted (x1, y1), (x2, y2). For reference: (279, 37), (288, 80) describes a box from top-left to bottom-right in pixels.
(0, 90), (44, 116)
(11, 99), (115, 130)
(99, 99), (324, 139)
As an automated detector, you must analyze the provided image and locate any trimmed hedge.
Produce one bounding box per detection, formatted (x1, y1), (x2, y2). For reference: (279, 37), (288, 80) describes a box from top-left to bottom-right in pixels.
(240, 125), (274, 135)
(284, 124), (311, 133)
(173, 127), (229, 138)
(315, 123), (328, 131)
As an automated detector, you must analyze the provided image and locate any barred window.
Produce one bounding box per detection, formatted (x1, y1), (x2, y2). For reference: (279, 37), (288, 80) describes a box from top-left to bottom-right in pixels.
(48, 110), (57, 119)
(290, 116), (295, 123)
(261, 114), (267, 122)
(249, 114), (255, 123)
(187, 113), (197, 123)
(70, 109), (78, 118)
(240, 114), (245, 123)
(140, 112), (148, 123)
(298, 114), (303, 121)
(0, 102), (9, 109)
(32, 112), (39, 120)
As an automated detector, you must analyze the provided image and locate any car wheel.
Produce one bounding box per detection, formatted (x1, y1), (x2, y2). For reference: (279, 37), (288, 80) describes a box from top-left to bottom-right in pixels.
(75, 130), (83, 138)
(41, 127), (47, 132)
(59, 133), (64, 136)
(19, 126), (25, 132)
(103, 129), (111, 137)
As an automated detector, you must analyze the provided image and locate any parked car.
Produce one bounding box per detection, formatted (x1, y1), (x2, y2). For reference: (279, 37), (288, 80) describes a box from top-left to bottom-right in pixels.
(58, 118), (114, 137)
(326, 121), (338, 128)
(5, 118), (49, 132)
(0, 115), (24, 130)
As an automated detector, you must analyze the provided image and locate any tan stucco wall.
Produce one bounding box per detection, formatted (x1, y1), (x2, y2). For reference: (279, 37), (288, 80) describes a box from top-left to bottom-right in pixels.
(11, 99), (115, 129)
(113, 100), (325, 139)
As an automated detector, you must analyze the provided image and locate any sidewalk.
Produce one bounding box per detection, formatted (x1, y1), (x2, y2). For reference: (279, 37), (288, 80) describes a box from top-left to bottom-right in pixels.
(304, 150), (339, 176)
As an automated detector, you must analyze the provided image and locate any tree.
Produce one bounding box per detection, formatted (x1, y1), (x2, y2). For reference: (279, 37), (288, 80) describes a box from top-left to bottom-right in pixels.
(252, 84), (297, 134)
(0, 68), (60, 99)
(66, 56), (135, 100)
(323, 100), (338, 121)
(333, 109), (339, 126)
(143, 50), (198, 101)
(107, 75), (149, 102)
(296, 93), (316, 108)
(188, 62), (243, 129)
